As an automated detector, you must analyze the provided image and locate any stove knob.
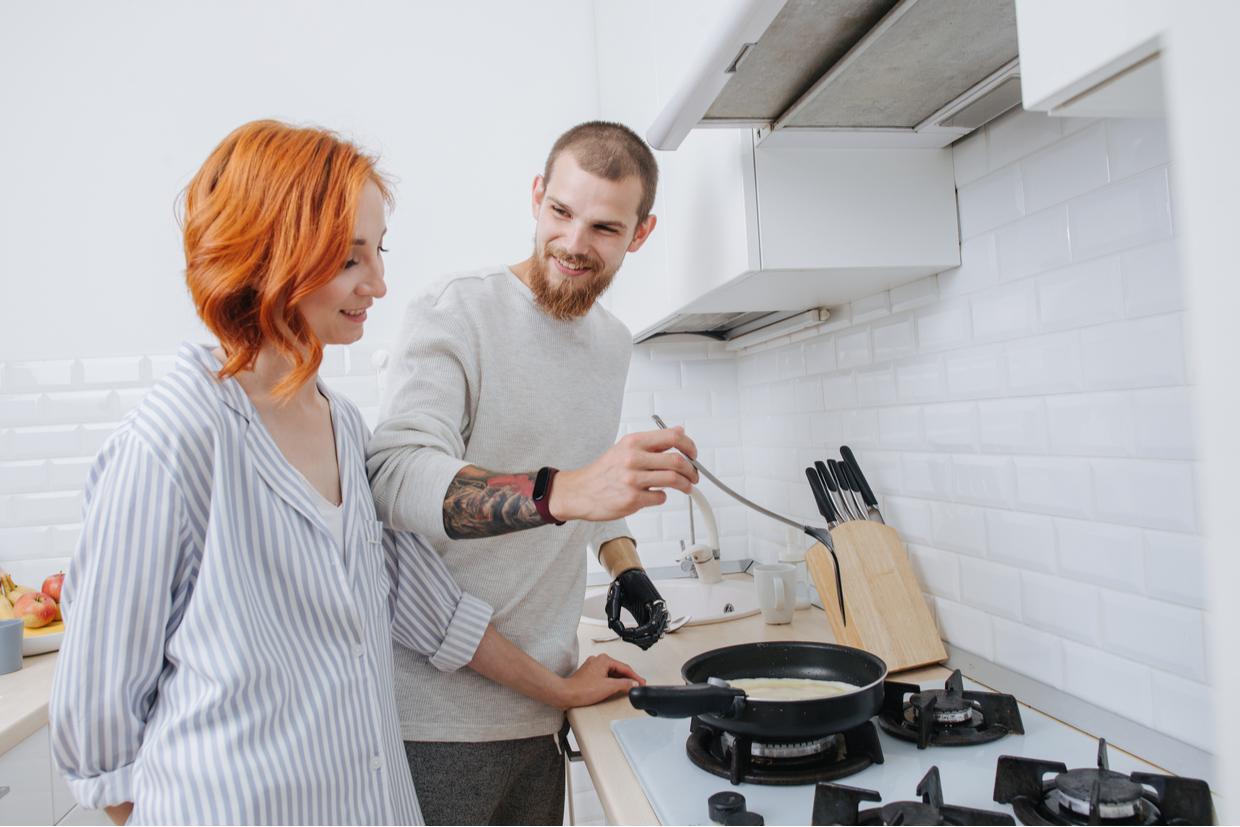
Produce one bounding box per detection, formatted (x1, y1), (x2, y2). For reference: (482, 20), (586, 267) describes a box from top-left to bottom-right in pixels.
(725, 811), (764, 826)
(708, 791), (746, 824)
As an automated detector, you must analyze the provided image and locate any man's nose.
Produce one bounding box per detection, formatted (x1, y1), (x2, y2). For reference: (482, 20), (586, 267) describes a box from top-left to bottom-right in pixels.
(562, 221), (590, 255)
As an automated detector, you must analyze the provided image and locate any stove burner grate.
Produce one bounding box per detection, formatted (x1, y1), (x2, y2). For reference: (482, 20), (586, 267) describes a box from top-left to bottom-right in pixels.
(813, 766), (1015, 825)
(993, 739), (1215, 825)
(687, 717), (884, 786)
(878, 670), (1024, 749)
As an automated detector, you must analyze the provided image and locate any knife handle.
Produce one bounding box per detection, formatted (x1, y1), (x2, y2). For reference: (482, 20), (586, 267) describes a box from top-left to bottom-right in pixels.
(805, 467), (835, 523)
(814, 460), (837, 492)
(827, 459), (849, 493)
(840, 445), (878, 507)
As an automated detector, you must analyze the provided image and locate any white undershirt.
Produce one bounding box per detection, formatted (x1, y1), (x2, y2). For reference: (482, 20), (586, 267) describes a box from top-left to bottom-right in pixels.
(298, 474), (344, 560)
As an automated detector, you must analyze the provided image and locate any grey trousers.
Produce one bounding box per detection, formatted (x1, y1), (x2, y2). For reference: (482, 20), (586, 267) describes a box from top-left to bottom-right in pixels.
(404, 737), (565, 826)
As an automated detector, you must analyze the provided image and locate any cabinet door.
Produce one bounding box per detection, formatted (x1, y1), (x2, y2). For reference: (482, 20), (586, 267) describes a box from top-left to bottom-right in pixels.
(0, 726), (53, 826)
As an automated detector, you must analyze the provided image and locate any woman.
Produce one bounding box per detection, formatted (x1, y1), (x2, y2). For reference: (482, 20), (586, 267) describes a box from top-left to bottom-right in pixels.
(49, 120), (642, 825)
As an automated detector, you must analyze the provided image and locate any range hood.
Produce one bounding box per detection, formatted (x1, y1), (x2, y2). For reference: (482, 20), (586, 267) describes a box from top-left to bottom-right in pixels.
(648, 0), (1021, 151)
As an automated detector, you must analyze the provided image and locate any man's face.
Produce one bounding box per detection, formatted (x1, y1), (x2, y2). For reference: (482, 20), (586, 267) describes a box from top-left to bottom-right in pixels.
(527, 151), (655, 320)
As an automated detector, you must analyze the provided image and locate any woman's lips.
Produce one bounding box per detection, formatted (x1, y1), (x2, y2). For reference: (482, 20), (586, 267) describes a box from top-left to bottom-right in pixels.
(340, 309), (367, 323)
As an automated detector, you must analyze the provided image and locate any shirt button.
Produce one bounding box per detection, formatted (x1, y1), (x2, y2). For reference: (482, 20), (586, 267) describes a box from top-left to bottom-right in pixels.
(353, 643), (365, 659)
(370, 755), (382, 771)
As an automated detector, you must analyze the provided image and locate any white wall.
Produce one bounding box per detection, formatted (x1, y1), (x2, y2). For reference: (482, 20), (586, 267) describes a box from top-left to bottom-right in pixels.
(0, 0), (600, 361)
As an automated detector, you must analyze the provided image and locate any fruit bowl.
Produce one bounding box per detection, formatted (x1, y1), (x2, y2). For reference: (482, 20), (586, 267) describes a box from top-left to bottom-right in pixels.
(23, 620), (65, 656)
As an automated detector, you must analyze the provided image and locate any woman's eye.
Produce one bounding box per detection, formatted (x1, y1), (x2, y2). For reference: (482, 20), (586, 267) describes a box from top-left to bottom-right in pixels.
(343, 259), (359, 270)
(378, 246), (389, 254)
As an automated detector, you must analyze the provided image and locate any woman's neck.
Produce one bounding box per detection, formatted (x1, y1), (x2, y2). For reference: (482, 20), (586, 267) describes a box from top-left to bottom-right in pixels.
(215, 344), (324, 412)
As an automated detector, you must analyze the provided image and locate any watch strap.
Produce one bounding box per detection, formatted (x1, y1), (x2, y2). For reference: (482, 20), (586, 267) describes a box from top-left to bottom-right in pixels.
(533, 466), (565, 526)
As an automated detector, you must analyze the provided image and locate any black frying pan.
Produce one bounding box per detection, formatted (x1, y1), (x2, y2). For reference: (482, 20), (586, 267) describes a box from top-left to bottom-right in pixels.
(628, 642), (887, 739)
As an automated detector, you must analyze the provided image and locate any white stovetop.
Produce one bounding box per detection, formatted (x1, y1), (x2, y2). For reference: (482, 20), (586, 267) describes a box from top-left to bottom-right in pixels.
(611, 677), (1171, 826)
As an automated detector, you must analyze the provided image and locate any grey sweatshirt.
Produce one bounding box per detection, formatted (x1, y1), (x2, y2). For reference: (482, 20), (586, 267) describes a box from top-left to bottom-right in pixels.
(366, 266), (633, 740)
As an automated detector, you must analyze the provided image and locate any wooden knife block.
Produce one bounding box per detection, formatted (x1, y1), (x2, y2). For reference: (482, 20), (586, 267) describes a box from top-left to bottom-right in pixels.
(805, 520), (947, 674)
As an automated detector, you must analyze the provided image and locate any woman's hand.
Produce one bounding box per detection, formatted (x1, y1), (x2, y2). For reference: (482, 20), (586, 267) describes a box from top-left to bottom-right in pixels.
(554, 654), (645, 710)
(105, 802), (133, 825)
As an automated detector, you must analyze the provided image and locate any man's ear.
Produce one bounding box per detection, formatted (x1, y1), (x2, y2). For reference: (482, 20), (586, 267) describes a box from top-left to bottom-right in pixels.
(627, 214), (657, 253)
(531, 175), (546, 219)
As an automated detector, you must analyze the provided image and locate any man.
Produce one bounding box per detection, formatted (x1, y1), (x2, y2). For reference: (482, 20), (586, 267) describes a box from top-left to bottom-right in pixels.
(366, 121), (697, 824)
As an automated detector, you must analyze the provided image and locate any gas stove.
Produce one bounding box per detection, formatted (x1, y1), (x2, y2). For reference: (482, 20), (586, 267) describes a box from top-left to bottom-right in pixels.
(687, 716), (885, 786)
(610, 675), (1218, 825)
(879, 670), (1024, 749)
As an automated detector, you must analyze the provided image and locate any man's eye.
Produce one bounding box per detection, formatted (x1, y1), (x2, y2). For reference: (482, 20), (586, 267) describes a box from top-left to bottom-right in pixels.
(553, 206), (568, 217)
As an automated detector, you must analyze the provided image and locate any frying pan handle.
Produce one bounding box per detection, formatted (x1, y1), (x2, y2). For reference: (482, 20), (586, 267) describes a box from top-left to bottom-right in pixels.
(628, 684), (745, 718)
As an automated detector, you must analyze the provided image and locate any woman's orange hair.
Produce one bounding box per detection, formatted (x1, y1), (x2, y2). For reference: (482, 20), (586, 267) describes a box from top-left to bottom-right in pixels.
(181, 120), (391, 400)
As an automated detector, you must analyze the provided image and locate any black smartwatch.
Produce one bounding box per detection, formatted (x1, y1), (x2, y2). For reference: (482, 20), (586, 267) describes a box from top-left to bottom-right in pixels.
(532, 466), (566, 525)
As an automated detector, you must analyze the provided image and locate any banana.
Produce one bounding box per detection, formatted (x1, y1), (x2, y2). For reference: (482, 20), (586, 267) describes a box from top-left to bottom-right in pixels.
(0, 598), (15, 621)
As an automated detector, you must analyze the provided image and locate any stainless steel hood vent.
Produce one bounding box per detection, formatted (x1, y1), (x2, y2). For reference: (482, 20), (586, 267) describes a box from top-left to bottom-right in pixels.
(649, 0), (1020, 150)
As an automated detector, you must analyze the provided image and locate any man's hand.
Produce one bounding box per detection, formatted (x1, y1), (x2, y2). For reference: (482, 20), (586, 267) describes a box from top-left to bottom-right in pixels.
(549, 427), (698, 522)
(553, 654), (646, 710)
(606, 568), (669, 650)
(105, 803), (134, 825)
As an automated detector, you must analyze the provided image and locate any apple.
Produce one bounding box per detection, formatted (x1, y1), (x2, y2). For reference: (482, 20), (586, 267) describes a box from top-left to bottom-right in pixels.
(13, 592), (57, 628)
(42, 571), (65, 603)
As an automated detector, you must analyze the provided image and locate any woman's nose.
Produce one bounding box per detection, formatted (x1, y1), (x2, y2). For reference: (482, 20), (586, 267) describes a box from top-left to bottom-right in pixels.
(361, 268), (387, 299)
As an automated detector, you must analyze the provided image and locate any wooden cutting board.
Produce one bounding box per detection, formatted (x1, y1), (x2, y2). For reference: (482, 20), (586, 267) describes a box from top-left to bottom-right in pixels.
(806, 520), (947, 673)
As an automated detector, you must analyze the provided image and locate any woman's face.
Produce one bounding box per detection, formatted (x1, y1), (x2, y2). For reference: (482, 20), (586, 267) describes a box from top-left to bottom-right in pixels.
(300, 179), (387, 346)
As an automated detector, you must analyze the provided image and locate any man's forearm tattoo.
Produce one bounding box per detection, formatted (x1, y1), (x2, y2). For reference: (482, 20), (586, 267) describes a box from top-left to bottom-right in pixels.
(442, 465), (545, 539)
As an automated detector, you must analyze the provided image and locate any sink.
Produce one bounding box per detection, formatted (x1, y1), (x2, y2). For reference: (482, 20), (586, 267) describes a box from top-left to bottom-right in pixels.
(581, 578), (759, 627)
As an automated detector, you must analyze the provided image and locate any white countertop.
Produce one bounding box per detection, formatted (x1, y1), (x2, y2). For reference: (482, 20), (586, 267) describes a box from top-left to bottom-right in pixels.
(0, 651), (58, 754)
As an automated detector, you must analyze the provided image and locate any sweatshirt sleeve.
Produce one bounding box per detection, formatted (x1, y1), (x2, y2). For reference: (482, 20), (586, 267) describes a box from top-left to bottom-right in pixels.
(366, 292), (474, 545)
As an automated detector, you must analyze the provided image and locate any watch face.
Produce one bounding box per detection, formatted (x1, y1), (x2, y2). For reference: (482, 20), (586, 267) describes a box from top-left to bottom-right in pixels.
(533, 466), (552, 500)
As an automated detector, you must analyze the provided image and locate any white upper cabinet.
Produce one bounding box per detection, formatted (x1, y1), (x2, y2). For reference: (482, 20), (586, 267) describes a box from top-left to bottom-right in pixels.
(1015, 0), (1169, 118)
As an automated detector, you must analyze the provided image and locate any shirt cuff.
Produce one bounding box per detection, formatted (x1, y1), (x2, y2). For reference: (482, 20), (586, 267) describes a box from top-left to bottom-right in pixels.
(63, 763), (134, 811)
(428, 592), (493, 672)
(413, 452), (471, 546)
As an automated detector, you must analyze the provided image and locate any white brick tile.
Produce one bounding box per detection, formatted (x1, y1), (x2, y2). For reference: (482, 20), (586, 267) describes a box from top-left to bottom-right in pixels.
(931, 500), (987, 556)
(945, 346), (1006, 398)
(995, 206), (1072, 283)
(822, 372), (858, 410)
(1143, 530), (1206, 609)
(803, 335), (837, 374)
(1132, 387), (1196, 460)
(877, 406), (922, 448)
(624, 511), (661, 543)
(661, 509), (693, 543)
(836, 328), (872, 369)
(1149, 671), (1212, 751)
(792, 377), (822, 413)
(840, 409), (878, 447)
(971, 282), (1037, 342)
(1060, 117), (1099, 137)
(891, 276), (939, 313)
(3, 425), (82, 460)
(147, 354), (177, 381)
(978, 397), (1048, 454)
(1013, 457), (1092, 518)
(652, 389), (711, 419)
(113, 388), (148, 419)
(993, 617), (1065, 688)
(2, 491), (83, 527)
(1121, 239), (1182, 318)
(986, 509), (1057, 572)
(0, 395), (46, 428)
(1005, 332), (1082, 395)
(923, 403), (977, 451)
(1021, 123), (1110, 213)
(682, 359), (737, 390)
(856, 366), (897, 406)
(809, 410), (843, 447)
(1106, 118), (1170, 181)
(959, 557), (1022, 619)
(907, 544), (961, 600)
(987, 108), (1064, 169)
(871, 314), (917, 363)
(895, 357), (945, 400)
(684, 417), (741, 447)
(1068, 167), (1173, 261)
(1036, 257), (1125, 332)
(915, 300), (972, 353)
(1022, 571), (1101, 644)
(852, 292), (891, 324)
(79, 356), (145, 386)
(44, 390), (119, 424)
(952, 127), (989, 186)
(714, 446), (745, 477)
(1092, 458), (1195, 533)
(938, 234), (999, 299)
(80, 423), (119, 453)
(317, 348), (348, 378)
(819, 304), (852, 333)
(0, 460), (48, 494)
(737, 349), (778, 388)
(884, 496), (933, 544)
(1101, 590), (1206, 681)
(620, 391), (652, 419)
(952, 455), (1015, 508)
(1055, 517), (1144, 593)
(636, 540), (687, 568)
(776, 346), (806, 380)
(2, 360), (77, 392)
(646, 340), (710, 361)
(958, 166), (1025, 238)
(711, 389), (740, 417)
(934, 598), (993, 659)
(47, 458), (92, 492)
(323, 375), (379, 407)
(853, 449), (901, 496)
(901, 453), (952, 499)
(0, 526), (51, 560)
(625, 357), (682, 391)
(1045, 391), (1133, 457)
(1062, 640), (1153, 726)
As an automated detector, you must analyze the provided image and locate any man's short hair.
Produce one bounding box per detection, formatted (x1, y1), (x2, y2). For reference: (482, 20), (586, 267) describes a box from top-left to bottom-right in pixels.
(543, 121), (658, 223)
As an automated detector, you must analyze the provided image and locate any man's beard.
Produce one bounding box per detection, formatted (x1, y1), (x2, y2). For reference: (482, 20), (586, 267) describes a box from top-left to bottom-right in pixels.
(527, 242), (617, 321)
